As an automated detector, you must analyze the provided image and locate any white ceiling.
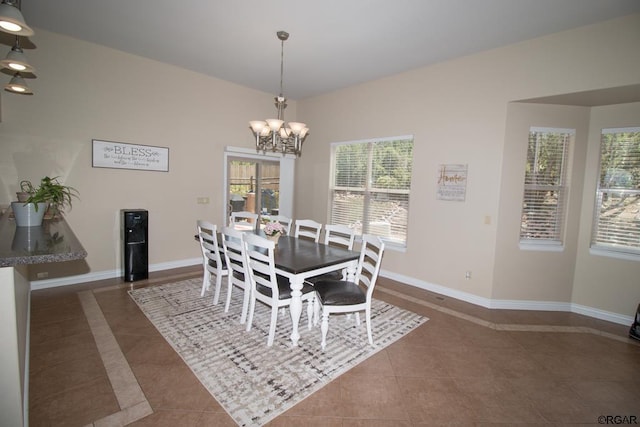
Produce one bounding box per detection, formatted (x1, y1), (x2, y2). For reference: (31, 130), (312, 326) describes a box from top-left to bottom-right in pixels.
(17, 0), (640, 100)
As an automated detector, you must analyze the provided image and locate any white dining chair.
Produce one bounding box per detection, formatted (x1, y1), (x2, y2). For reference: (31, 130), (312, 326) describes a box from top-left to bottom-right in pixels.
(293, 219), (322, 242)
(220, 226), (251, 324)
(313, 234), (385, 350)
(306, 224), (356, 284)
(269, 215), (292, 235)
(230, 211), (258, 230)
(243, 233), (316, 346)
(196, 220), (228, 304)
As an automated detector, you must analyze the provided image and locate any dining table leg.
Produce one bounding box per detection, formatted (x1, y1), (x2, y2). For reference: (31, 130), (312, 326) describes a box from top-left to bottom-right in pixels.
(288, 276), (304, 346)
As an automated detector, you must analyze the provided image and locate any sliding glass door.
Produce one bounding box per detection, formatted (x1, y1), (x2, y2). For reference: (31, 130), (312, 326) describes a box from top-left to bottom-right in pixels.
(226, 157), (280, 220)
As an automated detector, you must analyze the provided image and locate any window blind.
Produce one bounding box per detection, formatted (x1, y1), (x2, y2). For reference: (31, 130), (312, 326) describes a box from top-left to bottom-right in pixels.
(591, 127), (640, 255)
(330, 136), (413, 247)
(519, 128), (573, 244)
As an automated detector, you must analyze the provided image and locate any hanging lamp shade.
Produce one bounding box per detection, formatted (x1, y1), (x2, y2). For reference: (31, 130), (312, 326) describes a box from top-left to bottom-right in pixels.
(0, 42), (34, 72)
(4, 72), (32, 94)
(0, 0), (34, 36)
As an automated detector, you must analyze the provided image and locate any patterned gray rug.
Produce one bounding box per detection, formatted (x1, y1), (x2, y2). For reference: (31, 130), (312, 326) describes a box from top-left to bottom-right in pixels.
(129, 278), (427, 426)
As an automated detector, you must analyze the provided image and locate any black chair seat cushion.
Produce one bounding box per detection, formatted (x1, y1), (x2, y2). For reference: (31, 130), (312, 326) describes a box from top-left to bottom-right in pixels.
(314, 280), (365, 306)
(306, 270), (343, 284)
(232, 270), (244, 281)
(256, 274), (314, 300)
(207, 257), (227, 269)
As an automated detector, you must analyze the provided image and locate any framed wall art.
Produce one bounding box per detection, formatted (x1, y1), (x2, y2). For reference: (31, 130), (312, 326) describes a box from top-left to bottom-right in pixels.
(436, 164), (468, 201)
(92, 139), (169, 172)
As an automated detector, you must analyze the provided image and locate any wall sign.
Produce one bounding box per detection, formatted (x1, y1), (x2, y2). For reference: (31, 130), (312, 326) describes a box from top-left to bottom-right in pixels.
(92, 139), (169, 172)
(437, 164), (468, 201)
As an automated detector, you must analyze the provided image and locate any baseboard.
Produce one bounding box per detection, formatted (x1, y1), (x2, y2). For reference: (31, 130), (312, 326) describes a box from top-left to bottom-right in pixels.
(380, 269), (633, 326)
(30, 258), (202, 290)
(29, 259), (633, 326)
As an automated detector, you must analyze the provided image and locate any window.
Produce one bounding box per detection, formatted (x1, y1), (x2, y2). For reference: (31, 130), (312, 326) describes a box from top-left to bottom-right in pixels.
(519, 127), (573, 248)
(591, 127), (640, 258)
(227, 157), (280, 217)
(224, 147), (295, 223)
(329, 136), (413, 248)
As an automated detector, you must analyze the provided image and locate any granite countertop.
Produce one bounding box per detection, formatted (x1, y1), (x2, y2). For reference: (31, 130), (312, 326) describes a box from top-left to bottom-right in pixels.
(0, 211), (87, 267)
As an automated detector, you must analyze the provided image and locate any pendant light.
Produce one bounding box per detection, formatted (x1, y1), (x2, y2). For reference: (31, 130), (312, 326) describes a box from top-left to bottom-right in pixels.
(0, 0), (34, 36)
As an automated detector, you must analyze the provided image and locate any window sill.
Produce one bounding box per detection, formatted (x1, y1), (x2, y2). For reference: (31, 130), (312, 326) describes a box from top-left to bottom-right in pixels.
(519, 241), (564, 252)
(589, 246), (640, 262)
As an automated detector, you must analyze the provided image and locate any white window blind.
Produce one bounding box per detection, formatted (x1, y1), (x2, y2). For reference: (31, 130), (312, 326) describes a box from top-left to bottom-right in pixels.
(591, 127), (640, 257)
(519, 128), (573, 245)
(330, 136), (413, 247)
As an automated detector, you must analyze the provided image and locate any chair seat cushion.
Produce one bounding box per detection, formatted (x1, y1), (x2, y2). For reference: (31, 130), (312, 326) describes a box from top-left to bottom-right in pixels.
(256, 274), (314, 300)
(314, 280), (365, 305)
(306, 270), (343, 284)
(208, 257), (227, 269)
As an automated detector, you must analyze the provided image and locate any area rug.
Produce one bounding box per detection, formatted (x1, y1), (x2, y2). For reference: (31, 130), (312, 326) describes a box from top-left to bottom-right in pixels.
(129, 278), (427, 426)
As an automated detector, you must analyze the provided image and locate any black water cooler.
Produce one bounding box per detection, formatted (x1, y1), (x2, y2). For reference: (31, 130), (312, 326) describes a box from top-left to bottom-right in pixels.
(122, 209), (148, 281)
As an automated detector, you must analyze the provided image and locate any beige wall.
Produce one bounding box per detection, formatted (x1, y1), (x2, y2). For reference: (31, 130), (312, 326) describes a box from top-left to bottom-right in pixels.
(494, 103), (590, 303)
(573, 102), (640, 316)
(295, 14), (640, 319)
(1, 15), (639, 321)
(0, 29), (293, 276)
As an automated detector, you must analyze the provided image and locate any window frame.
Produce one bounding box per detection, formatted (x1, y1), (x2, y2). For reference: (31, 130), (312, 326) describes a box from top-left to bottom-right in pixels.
(518, 127), (574, 251)
(328, 135), (414, 251)
(589, 127), (640, 261)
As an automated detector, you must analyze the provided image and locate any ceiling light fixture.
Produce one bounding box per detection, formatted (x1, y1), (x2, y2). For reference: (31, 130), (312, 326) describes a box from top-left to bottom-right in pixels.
(0, 0), (33, 36)
(0, 36), (34, 72)
(4, 72), (33, 94)
(249, 31), (309, 157)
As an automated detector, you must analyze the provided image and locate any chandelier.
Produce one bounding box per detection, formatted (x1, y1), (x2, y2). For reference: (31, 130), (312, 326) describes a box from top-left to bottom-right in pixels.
(249, 31), (309, 157)
(0, 0), (35, 95)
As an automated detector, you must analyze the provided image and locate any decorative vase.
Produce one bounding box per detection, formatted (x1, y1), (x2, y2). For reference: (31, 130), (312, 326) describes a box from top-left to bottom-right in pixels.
(266, 234), (281, 246)
(11, 202), (48, 227)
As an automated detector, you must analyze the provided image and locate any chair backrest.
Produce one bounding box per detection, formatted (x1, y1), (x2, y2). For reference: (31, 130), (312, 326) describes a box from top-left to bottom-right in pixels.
(293, 219), (322, 242)
(355, 234), (385, 301)
(269, 215), (292, 235)
(243, 233), (280, 299)
(196, 220), (224, 273)
(323, 224), (356, 250)
(230, 211), (258, 230)
(221, 226), (247, 281)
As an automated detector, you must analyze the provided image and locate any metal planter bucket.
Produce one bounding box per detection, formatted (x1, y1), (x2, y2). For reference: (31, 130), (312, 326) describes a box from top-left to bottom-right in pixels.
(11, 202), (48, 227)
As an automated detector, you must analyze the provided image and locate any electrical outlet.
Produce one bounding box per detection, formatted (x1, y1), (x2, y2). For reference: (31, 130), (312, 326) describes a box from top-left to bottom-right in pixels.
(197, 197), (210, 204)
(465, 271), (471, 280)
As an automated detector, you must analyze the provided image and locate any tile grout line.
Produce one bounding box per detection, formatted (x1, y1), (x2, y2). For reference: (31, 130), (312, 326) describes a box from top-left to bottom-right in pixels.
(78, 290), (153, 426)
(377, 286), (637, 345)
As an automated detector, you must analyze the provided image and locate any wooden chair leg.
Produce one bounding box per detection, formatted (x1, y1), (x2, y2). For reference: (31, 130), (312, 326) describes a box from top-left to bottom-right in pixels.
(239, 286), (250, 324)
(224, 277), (233, 313)
(320, 311), (330, 350)
(365, 307), (373, 345)
(306, 297), (314, 330)
(200, 270), (210, 297)
(268, 306), (279, 346)
(245, 296), (256, 332)
(212, 274), (222, 305)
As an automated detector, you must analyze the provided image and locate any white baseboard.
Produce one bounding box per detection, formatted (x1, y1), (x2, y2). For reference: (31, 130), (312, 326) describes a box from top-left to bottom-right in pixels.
(30, 258), (202, 290)
(29, 260), (633, 326)
(380, 269), (633, 326)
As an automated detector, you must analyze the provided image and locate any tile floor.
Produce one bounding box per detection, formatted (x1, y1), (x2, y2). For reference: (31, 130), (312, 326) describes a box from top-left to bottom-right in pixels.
(29, 266), (640, 426)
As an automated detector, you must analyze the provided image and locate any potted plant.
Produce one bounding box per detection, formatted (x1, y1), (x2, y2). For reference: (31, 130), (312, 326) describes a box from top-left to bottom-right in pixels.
(263, 221), (286, 245)
(16, 180), (35, 202)
(11, 176), (79, 226)
(29, 176), (79, 218)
